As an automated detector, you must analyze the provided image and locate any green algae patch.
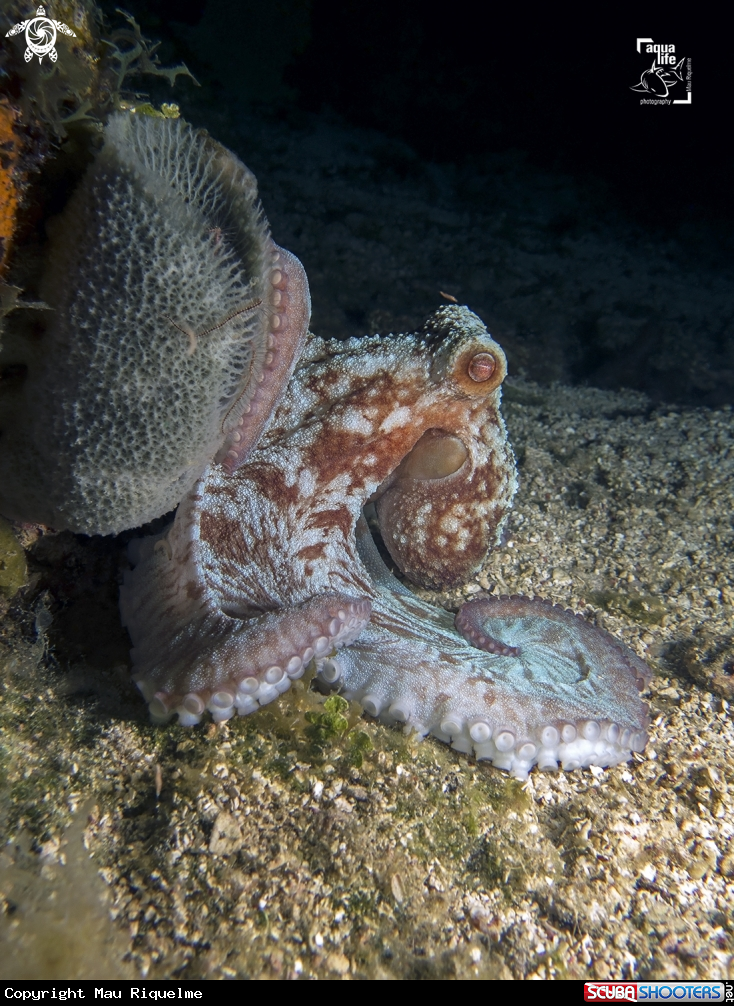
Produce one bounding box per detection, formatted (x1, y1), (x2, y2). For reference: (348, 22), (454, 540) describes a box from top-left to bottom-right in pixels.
(0, 517), (27, 599)
(302, 695), (374, 765)
(229, 674), (378, 771)
(305, 694), (350, 745)
(123, 101), (182, 119)
(589, 588), (667, 625)
(346, 729), (374, 768)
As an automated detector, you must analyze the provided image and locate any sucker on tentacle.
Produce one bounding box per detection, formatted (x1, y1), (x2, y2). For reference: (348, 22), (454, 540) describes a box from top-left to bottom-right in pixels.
(216, 244), (311, 473)
(455, 600), (522, 657)
(309, 522), (650, 779)
(133, 593), (371, 726)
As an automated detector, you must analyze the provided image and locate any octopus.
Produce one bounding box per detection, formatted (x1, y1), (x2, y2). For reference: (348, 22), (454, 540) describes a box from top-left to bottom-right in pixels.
(120, 303), (651, 779)
(0, 113), (651, 779)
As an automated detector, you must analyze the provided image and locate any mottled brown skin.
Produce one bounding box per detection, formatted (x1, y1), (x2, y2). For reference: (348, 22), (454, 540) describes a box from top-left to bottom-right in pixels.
(368, 314), (511, 588)
(196, 304), (517, 609)
(276, 306), (515, 591)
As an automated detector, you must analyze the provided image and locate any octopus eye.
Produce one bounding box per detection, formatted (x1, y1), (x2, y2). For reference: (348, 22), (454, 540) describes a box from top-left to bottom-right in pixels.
(467, 352), (496, 383)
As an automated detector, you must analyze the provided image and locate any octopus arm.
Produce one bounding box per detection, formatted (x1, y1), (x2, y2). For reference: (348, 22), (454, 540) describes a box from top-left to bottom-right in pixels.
(120, 481), (371, 725)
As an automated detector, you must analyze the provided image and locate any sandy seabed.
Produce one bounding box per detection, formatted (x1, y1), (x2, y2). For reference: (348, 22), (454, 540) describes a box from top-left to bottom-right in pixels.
(1, 374), (732, 980)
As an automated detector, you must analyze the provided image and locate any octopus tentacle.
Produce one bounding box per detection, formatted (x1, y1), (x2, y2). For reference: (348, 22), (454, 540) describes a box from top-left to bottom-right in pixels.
(456, 595), (652, 691)
(216, 243), (312, 474)
(121, 477), (371, 725)
(455, 600), (521, 657)
(311, 525), (651, 779)
(131, 592), (371, 726)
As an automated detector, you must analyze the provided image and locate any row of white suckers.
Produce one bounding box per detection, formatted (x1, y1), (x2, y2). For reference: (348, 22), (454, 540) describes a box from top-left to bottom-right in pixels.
(141, 602), (367, 726)
(142, 648), (645, 776)
(143, 633), (332, 726)
(345, 678), (645, 777)
(315, 657), (646, 774)
(221, 252), (289, 464)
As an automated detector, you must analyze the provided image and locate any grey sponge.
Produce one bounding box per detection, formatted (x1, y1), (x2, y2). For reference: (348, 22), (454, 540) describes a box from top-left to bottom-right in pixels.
(0, 113), (273, 534)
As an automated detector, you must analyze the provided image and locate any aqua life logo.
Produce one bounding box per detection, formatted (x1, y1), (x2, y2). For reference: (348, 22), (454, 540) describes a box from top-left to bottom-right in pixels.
(632, 38), (691, 105)
(5, 5), (76, 64)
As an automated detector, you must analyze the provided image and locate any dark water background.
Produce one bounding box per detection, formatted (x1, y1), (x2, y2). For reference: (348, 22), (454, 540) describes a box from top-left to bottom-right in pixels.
(94, 1), (733, 407)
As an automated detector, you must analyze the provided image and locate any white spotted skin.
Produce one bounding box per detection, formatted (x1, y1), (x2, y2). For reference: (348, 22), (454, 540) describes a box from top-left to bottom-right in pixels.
(380, 406), (412, 433)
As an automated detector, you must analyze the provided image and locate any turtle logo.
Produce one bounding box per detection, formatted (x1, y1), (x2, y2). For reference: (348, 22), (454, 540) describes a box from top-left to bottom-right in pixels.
(5, 5), (76, 64)
(631, 57), (686, 97)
